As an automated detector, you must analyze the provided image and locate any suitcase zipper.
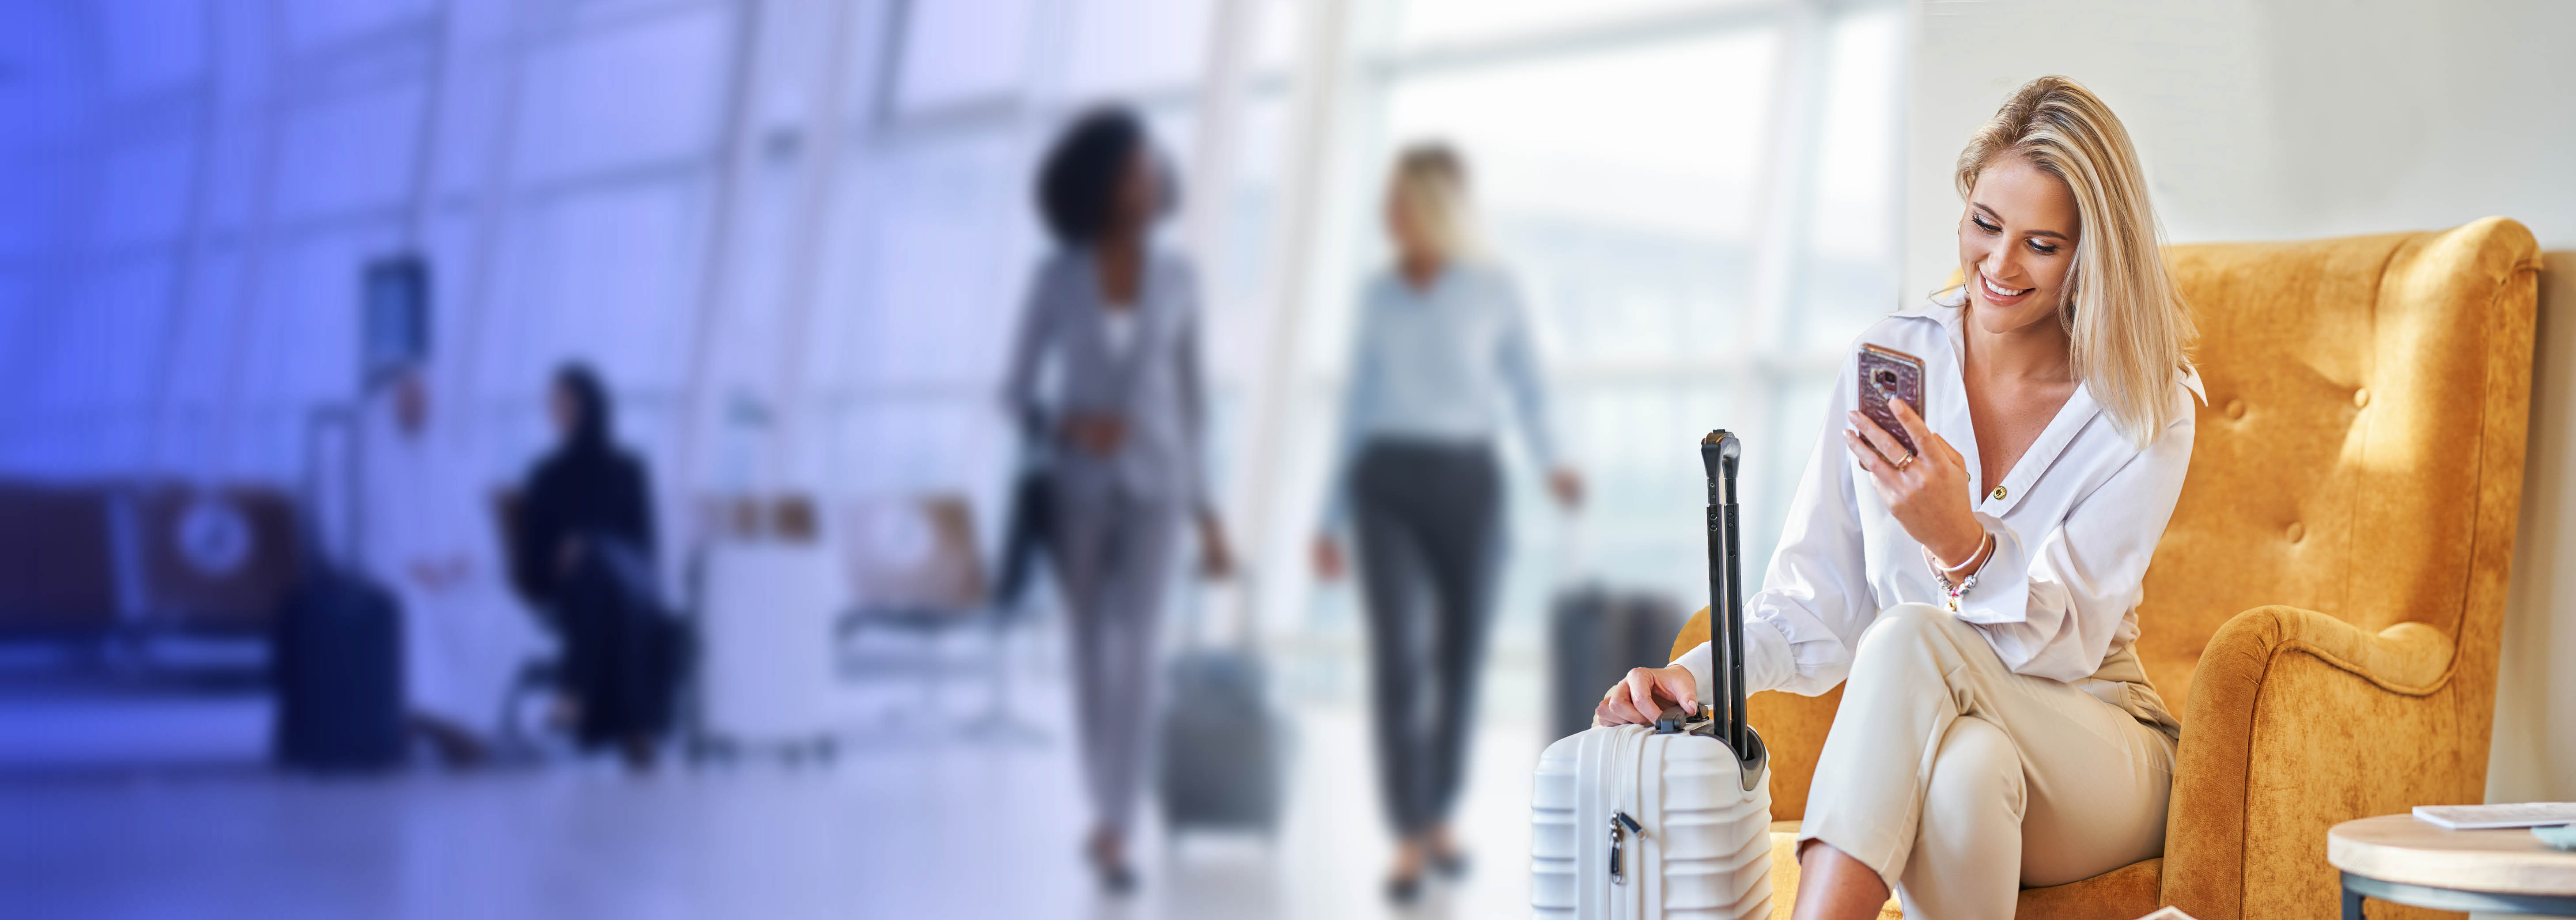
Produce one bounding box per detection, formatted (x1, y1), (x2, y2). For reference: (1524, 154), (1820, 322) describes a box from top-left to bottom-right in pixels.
(1608, 810), (1644, 884)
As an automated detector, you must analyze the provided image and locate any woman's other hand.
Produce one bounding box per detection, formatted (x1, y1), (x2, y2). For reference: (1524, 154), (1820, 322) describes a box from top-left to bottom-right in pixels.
(1843, 397), (1985, 566)
(1061, 413), (1128, 457)
(1594, 665), (1699, 726)
(1547, 466), (1585, 510)
(1311, 534), (1345, 581)
(1197, 511), (1235, 579)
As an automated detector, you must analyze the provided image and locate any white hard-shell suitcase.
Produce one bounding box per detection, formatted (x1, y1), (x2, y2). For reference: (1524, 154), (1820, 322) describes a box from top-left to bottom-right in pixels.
(1532, 719), (1770, 918)
(693, 542), (846, 756)
(1535, 431), (1772, 919)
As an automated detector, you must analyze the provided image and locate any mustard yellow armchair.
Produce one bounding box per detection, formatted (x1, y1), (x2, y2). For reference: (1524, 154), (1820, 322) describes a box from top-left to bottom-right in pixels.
(1672, 217), (2542, 920)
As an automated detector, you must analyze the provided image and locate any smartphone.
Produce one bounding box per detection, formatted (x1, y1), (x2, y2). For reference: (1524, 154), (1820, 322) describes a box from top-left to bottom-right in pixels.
(1857, 343), (1926, 457)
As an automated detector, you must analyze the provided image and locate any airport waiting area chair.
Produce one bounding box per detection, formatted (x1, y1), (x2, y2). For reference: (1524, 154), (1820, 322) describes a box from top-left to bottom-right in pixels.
(0, 481), (303, 670)
(832, 493), (1050, 743)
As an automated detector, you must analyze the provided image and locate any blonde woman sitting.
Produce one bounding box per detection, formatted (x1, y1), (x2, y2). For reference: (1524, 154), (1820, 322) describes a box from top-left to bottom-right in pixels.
(1598, 77), (2199, 920)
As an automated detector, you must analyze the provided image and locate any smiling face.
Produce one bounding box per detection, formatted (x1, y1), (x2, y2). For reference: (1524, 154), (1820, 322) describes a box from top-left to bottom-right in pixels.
(1957, 155), (2080, 337)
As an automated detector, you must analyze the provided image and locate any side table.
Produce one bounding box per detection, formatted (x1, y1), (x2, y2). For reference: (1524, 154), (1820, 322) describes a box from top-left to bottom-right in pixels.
(2327, 814), (2576, 918)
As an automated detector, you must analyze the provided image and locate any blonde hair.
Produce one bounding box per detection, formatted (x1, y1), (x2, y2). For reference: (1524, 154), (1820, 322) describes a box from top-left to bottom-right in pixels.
(1954, 76), (2195, 445)
(1389, 142), (1478, 260)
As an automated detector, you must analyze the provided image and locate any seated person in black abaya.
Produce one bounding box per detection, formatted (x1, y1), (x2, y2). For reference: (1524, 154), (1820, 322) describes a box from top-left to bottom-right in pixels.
(507, 363), (680, 770)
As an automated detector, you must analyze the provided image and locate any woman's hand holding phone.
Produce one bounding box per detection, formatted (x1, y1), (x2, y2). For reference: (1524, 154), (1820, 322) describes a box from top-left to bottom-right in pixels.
(1594, 665), (1699, 727)
(1061, 413), (1129, 457)
(1844, 398), (1986, 567)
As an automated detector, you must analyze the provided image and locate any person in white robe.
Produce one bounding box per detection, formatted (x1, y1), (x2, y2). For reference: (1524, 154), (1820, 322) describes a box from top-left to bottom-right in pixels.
(361, 367), (552, 765)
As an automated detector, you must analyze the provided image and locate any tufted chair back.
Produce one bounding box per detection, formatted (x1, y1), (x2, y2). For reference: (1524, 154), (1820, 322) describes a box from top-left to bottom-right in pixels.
(2134, 216), (2536, 709)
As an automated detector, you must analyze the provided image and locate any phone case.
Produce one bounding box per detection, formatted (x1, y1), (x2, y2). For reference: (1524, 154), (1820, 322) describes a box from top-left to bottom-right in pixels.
(1857, 344), (1925, 457)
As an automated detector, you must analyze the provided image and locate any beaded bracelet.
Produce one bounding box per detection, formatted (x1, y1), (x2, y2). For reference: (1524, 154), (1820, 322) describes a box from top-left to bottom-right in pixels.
(1925, 531), (1993, 613)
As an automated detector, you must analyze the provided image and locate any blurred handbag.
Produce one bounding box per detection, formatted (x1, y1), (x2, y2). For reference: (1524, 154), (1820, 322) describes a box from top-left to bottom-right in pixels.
(993, 419), (1055, 610)
(993, 469), (1051, 610)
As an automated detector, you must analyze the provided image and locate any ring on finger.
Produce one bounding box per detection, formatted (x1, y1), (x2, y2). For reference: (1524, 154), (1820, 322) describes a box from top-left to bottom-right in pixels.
(1895, 452), (1916, 470)
(1850, 435), (1884, 469)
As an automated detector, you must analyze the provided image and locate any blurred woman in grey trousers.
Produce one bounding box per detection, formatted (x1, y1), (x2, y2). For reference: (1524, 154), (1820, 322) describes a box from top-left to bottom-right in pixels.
(1002, 106), (1233, 895)
(1312, 143), (1583, 903)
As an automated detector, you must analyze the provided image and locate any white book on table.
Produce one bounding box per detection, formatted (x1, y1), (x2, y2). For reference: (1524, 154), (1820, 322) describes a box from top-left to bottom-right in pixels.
(2410, 802), (2576, 830)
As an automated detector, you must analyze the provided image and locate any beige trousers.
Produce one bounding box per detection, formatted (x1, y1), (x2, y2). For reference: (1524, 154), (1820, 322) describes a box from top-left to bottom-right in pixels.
(1799, 604), (2176, 920)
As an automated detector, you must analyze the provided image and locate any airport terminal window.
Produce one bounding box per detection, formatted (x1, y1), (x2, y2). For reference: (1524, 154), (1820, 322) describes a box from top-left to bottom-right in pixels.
(1795, 8), (1905, 350)
(891, 0), (1040, 114)
(1064, 0), (1218, 96)
(1391, 0), (1738, 51)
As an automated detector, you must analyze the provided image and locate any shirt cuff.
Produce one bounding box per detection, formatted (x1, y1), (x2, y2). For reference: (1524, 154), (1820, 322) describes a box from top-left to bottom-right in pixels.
(1671, 639), (1713, 708)
(1668, 615), (1797, 707)
(1744, 616), (1794, 694)
(1950, 513), (2032, 628)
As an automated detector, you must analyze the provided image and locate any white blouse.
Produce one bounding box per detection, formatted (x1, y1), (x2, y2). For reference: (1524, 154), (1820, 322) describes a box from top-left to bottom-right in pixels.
(1676, 288), (2201, 730)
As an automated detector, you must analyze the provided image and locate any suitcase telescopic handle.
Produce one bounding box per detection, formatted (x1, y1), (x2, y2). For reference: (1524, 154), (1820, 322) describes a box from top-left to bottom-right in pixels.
(1701, 430), (1747, 754)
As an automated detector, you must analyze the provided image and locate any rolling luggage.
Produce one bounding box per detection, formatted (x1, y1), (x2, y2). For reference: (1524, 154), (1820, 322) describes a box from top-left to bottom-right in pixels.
(1547, 586), (1683, 743)
(693, 541), (844, 757)
(272, 566), (406, 771)
(1534, 431), (1770, 919)
(1157, 577), (1286, 835)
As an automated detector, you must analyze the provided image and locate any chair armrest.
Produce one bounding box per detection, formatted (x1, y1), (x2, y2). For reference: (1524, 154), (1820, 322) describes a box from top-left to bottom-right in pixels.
(2160, 605), (2469, 920)
(1747, 684), (1843, 822)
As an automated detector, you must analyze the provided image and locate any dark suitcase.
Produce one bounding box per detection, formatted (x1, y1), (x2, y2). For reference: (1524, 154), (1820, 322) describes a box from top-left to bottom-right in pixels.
(271, 567), (405, 771)
(1157, 581), (1286, 834)
(1546, 584), (1682, 743)
(1159, 649), (1286, 833)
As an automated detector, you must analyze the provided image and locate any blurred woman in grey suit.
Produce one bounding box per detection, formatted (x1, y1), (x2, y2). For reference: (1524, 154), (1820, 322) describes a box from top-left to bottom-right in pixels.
(1002, 106), (1233, 894)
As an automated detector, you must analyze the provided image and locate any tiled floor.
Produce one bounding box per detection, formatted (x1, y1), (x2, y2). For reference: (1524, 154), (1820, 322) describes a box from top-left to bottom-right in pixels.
(0, 665), (1546, 920)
